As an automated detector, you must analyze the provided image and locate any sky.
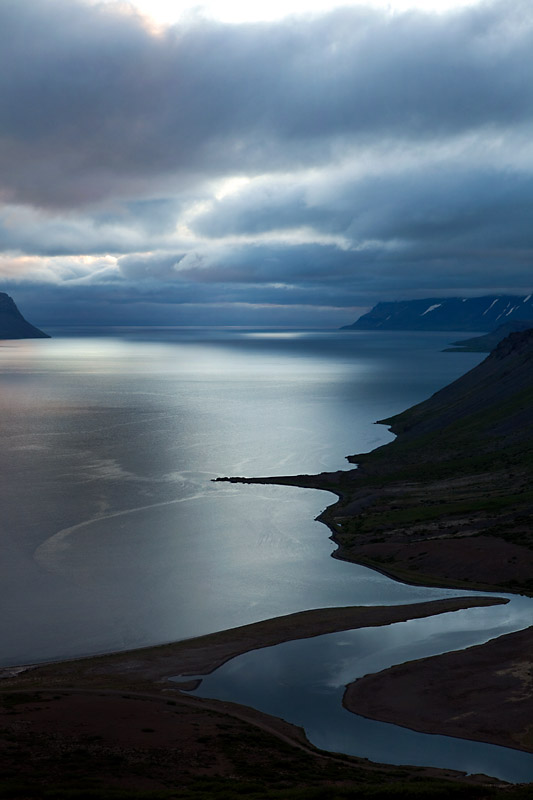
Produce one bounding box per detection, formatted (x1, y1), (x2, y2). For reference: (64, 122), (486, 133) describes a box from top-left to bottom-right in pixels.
(1, 0), (532, 327)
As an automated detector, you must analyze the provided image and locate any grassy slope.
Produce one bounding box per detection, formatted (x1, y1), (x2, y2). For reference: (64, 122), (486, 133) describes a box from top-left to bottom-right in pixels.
(445, 322), (533, 352)
(320, 330), (533, 594)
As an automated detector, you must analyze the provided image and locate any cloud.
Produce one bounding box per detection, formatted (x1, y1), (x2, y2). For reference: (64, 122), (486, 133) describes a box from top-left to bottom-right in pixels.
(2, 0), (533, 209)
(1, 0), (533, 324)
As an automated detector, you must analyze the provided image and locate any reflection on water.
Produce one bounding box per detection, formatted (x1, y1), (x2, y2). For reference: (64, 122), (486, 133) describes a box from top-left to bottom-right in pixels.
(189, 603), (533, 782)
(2, 327), (532, 777)
(0, 327), (486, 668)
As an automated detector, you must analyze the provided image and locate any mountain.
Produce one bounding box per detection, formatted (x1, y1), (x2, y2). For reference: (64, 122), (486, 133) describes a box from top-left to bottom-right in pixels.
(342, 294), (533, 331)
(443, 320), (533, 352)
(0, 293), (50, 339)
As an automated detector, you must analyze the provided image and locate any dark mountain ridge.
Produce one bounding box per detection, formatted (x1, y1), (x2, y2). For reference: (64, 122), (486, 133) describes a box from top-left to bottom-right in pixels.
(343, 294), (533, 331)
(0, 292), (49, 339)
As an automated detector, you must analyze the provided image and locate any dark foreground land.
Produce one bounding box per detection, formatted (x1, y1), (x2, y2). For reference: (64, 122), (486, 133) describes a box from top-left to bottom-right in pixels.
(3, 330), (533, 798)
(0, 599), (507, 799)
(2, 690), (527, 800)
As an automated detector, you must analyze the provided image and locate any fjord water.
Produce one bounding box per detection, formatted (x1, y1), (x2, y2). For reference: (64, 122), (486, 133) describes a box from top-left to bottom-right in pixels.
(0, 328), (526, 668)
(3, 326), (533, 779)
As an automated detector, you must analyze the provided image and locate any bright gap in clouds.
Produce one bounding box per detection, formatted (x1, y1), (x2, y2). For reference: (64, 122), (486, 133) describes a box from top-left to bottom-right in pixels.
(102, 0), (479, 25)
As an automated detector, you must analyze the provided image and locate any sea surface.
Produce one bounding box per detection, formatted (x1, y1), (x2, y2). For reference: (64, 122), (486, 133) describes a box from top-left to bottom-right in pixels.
(1, 326), (532, 779)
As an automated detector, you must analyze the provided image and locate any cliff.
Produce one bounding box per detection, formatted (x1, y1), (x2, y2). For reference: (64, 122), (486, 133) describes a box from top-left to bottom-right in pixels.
(0, 293), (50, 339)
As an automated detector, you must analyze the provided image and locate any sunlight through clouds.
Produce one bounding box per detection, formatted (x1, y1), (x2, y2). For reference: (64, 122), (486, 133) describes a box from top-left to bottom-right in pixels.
(94, 0), (480, 25)
(2, 0), (533, 326)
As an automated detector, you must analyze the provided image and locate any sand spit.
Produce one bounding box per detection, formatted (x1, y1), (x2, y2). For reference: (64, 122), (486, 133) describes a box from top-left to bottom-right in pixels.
(0, 597), (509, 794)
(1, 597), (503, 689)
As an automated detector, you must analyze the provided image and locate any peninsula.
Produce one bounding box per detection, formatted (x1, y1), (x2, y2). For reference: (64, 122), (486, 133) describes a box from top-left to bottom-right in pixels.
(220, 328), (533, 596)
(444, 320), (533, 352)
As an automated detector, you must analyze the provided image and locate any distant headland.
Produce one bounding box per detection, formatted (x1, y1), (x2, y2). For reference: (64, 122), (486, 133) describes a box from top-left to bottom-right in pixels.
(342, 294), (533, 331)
(444, 319), (533, 351)
(0, 292), (50, 339)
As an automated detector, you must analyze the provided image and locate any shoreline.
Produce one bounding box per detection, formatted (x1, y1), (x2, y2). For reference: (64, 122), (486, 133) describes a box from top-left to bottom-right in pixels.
(4, 481), (526, 790)
(3, 331), (531, 794)
(215, 473), (525, 596)
(0, 597), (512, 792)
(2, 597), (502, 683)
(212, 473), (533, 760)
(344, 624), (533, 755)
(4, 477), (526, 788)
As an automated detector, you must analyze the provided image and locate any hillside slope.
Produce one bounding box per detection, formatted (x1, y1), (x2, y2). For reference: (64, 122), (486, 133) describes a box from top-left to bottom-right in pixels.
(444, 320), (533, 352)
(220, 330), (533, 593)
(371, 328), (533, 462)
(0, 292), (49, 339)
(326, 330), (533, 593)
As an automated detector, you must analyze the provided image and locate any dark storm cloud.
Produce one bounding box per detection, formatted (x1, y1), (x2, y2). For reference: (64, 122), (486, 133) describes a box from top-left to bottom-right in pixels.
(176, 158), (533, 298)
(2, 0), (533, 208)
(2, 0), (533, 324)
(4, 270), (365, 329)
(118, 252), (187, 280)
(6, 236), (530, 330)
(191, 160), (533, 249)
(117, 236), (532, 301)
(117, 244), (359, 285)
(0, 197), (188, 256)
